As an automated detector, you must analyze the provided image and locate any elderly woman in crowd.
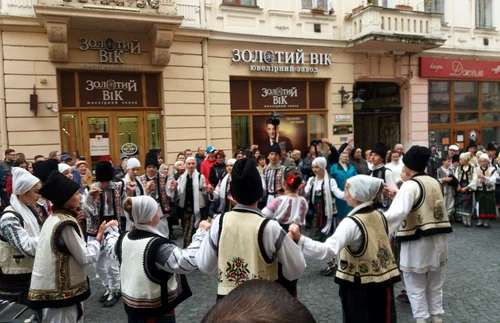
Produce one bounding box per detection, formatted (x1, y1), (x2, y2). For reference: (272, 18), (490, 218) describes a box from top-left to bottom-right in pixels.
(330, 151), (358, 221)
(349, 147), (369, 175)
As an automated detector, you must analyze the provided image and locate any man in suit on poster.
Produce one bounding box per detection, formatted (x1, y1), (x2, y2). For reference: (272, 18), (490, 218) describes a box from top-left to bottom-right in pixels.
(258, 117), (294, 157)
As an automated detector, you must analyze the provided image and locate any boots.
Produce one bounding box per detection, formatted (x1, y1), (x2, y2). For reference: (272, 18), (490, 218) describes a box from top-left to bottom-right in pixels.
(431, 314), (443, 323)
(484, 219), (491, 228)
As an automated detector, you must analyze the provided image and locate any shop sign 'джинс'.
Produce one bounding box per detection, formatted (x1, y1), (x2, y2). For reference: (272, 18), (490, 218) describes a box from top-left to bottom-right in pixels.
(232, 49), (332, 74)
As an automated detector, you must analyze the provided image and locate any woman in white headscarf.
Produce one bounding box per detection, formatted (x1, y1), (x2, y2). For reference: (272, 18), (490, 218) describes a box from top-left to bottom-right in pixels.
(304, 156), (345, 277)
(454, 152), (477, 227)
(0, 167), (41, 304)
(104, 195), (211, 323)
(289, 175), (401, 323)
(475, 153), (498, 228)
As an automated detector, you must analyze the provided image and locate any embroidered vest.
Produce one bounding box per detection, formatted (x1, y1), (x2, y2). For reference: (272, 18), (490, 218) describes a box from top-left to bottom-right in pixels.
(117, 230), (191, 317)
(476, 166), (496, 191)
(28, 210), (90, 309)
(139, 174), (170, 215)
(335, 208), (400, 286)
(217, 210), (279, 297)
(0, 207), (35, 281)
(264, 165), (284, 195)
(86, 182), (124, 236)
(308, 177), (337, 214)
(396, 175), (453, 242)
(369, 166), (390, 208)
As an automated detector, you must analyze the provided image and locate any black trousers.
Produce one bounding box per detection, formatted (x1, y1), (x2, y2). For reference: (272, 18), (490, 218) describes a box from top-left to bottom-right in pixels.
(339, 284), (397, 323)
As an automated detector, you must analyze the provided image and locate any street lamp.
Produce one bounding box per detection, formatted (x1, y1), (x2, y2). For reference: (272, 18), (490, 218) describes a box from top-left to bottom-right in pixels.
(339, 86), (365, 111)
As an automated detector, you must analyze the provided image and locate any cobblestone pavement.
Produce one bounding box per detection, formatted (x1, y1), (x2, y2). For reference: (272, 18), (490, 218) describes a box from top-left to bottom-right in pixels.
(85, 222), (500, 323)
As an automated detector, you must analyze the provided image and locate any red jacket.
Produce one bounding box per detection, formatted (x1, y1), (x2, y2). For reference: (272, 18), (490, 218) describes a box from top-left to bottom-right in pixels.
(200, 158), (217, 186)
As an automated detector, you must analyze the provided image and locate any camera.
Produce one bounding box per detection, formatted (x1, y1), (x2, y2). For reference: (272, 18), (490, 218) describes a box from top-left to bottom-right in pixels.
(310, 139), (321, 146)
(270, 111), (284, 126)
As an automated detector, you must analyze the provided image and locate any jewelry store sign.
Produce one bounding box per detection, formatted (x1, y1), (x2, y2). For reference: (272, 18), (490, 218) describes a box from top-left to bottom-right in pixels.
(232, 49), (332, 74)
(80, 37), (141, 64)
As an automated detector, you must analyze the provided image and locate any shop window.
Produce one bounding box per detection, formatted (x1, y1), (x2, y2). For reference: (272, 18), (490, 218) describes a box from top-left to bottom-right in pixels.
(147, 113), (161, 150)
(455, 113), (479, 124)
(454, 82), (478, 111)
(429, 81), (450, 111)
(223, 0), (256, 6)
(483, 127), (500, 146)
(475, 0), (493, 28)
(302, 0), (327, 10)
(482, 82), (500, 111)
(429, 129), (451, 151)
(429, 113), (450, 124)
(61, 114), (80, 160)
(232, 116), (250, 153)
(309, 114), (326, 144)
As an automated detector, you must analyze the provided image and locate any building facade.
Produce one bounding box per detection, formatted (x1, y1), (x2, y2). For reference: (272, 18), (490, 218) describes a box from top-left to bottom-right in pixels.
(0, 0), (498, 168)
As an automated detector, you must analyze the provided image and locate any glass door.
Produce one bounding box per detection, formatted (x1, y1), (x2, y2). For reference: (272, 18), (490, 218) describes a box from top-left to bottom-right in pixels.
(453, 128), (482, 152)
(82, 111), (145, 175)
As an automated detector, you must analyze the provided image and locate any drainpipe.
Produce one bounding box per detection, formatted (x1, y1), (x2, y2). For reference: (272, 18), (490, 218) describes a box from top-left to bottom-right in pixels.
(0, 32), (8, 153)
(202, 38), (211, 145)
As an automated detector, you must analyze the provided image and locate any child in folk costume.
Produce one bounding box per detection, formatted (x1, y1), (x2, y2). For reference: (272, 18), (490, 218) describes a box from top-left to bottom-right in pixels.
(262, 169), (308, 230)
(104, 196), (211, 323)
(437, 155), (458, 223)
(168, 156), (212, 248)
(288, 175), (401, 323)
(83, 161), (135, 307)
(0, 168), (41, 304)
(32, 159), (59, 224)
(475, 153), (498, 228)
(139, 152), (175, 239)
(210, 158), (236, 214)
(261, 169), (308, 297)
(28, 171), (118, 323)
(262, 143), (285, 206)
(454, 152), (477, 227)
(304, 157), (345, 277)
(122, 158), (145, 231)
(196, 158), (306, 299)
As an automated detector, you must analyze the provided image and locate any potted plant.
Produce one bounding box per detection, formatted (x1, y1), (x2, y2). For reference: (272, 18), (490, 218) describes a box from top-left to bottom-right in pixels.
(311, 7), (325, 15)
(395, 1), (413, 10)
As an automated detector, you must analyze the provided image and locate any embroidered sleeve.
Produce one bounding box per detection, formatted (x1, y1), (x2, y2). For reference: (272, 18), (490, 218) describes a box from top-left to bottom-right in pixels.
(0, 215), (38, 257)
(103, 227), (120, 260)
(262, 198), (282, 219)
(155, 229), (207, 274)
(299, 198), (309, 226)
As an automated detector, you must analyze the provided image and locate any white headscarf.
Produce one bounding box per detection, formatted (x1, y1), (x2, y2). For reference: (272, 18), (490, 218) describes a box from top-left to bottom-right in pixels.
(313, 157), (334, 235)
(127, 158), (141, 169)
(10, 167), (41, 237)
(218, 158), (236, 213)
(129, 196), (164, 237)
(58, 163), (72, 174)
(346, 175), (384, 203)
(478, 153), (490, 162)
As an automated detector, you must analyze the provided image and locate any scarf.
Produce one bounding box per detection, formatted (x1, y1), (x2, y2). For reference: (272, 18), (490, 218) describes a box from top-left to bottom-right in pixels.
(346, 175), (383, 203)
(218, 174), (231, 213)
(10, 167), (41, 237)
(130, 196), (165, 237)
(179, 169), (202, 228)
(313, 157), (334, 235)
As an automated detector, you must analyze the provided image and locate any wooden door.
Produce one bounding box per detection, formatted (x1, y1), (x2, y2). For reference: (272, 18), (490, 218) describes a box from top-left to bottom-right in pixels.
(453, 128), (482, 151)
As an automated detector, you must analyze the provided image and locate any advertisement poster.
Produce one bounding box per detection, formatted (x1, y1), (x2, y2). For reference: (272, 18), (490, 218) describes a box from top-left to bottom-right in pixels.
(253, 115), (307, 157)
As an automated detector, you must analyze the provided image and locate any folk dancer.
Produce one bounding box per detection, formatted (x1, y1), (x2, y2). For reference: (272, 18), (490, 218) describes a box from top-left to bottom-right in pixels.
(28, 171), (118, 323)
(104, 196), (211, 323)
(475, 153), (498, 228)
(261, 143), (285, 207)
(367, 142), (397, 210)
(384, 146), (453, 323)
(32, 159), (59, 224)
(168, 156), (211, 248)
(0, 168), (41, 304)
(454, 152), (477, 227)
(262, 169), (308, 297)
(196, 158), (306, 299)
(83, 161), (135, 307)
(210, 159), (236, 214)
(288, 175), (400, 323)
(122, 158), (145, 231)
(304, 157), (345, 277)
(139, 152), (174, 239)
(437, 155), (458, 223)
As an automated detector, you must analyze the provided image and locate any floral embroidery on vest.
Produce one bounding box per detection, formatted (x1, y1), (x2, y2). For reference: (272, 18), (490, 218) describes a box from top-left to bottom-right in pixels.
(371, 246), (391, 272)
(139, 174), (170, 214)
(225, 257), (251, 286)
